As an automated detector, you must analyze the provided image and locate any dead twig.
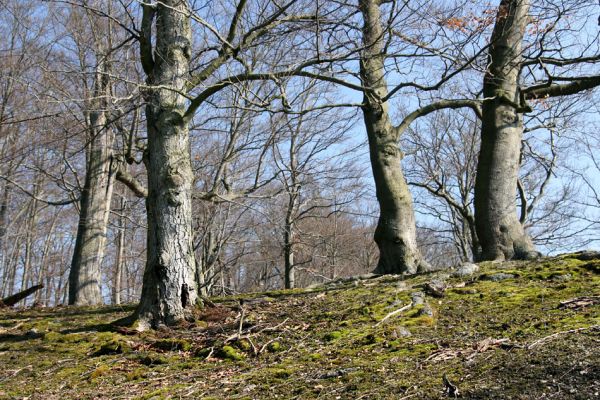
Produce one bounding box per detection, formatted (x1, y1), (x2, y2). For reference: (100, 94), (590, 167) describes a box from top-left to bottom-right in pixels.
(527, 325), (600, 349)
(374, 302), (413, 327)
(0, 322), (24, 334)
(257, 336), (282, 356)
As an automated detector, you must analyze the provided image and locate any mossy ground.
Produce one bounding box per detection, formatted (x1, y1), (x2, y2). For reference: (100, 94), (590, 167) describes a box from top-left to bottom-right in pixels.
(1, 254), (599, 399)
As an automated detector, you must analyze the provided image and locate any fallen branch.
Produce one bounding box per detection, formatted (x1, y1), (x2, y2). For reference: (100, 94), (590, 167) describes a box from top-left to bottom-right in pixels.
(527, 325), (600, 349)
(0, 284), (44, 308)
(558, 296), (600, 310)
(225, 317), (289, 343)
(0, 322), (24, 334)
(374, 302), (413, 327)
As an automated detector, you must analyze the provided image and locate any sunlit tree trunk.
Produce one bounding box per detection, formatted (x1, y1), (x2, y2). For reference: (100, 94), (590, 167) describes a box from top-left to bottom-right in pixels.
(131, 0), (198, 329)
(68, 95), (116, 305)
(474, 0), (537, 261)
(358, 0), (430, 274)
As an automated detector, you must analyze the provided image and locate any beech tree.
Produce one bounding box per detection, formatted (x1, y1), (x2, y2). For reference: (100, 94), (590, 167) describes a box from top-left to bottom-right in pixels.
(67, 6), (118, 305)
(474, 0), (600, 261)
(354, 0), (486, 274)
(129, 0), (353, 328)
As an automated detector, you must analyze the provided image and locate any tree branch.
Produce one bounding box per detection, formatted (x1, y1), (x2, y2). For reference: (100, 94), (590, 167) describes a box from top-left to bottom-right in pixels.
(139, 2), (156, 75)
(524, 75), (600, 99)
(394, 99), (482, 137)
(115, 166), (147, 198)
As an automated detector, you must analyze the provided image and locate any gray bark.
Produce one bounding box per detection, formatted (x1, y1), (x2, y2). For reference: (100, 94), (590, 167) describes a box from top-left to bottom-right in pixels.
(68, 101), (116, 305)
(112, 198), (125, 305)
(283, 221), (295, 289)
(131, 0), (198, 329)
(283, 131), (299, 289)
(358, 0), (430, 275)
(474, 0), (538, 261)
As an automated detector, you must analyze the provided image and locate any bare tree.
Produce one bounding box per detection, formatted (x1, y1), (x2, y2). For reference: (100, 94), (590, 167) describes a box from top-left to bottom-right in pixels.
(474, 0), (600, 261)
(267, 79), (362, 288)
(67, 4), (118, 305)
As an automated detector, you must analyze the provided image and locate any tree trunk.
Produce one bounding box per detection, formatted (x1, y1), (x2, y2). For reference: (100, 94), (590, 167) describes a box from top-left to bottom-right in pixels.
(21, 184), (41, 295)
(130, 0), (198, 329)
(36, 209), (59, 305)
(474, 0), (538, 261)
(358, 0), (430, 275)
(283, 227), (295, 289)
(112, 199), (125, 305)
(68, 107), (116, 305)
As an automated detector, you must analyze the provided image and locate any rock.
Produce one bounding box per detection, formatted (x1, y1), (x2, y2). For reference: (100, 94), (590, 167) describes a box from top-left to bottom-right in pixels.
(424, 279), (447, 298)
(452, 263), (479, 277)
(243, 384), (257, 393)
(411, 291), (425, 305)
(393, 326), (412, 338)
(552, 273), (572, 282)
(418, 304), (434, 317)
(319, 368), (357, 379)
(480, 273), (517, 282)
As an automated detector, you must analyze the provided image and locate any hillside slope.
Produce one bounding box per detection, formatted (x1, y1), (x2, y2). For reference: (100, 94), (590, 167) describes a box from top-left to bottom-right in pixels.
(0, 253), (599, 399)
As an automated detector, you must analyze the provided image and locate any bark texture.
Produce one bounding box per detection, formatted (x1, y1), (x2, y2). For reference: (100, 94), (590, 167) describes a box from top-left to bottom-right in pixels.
(358, 0), (430, 275)
(474, 0), (538, 261)
(68, 81), (115, 305)
(132, 0), (198, 329)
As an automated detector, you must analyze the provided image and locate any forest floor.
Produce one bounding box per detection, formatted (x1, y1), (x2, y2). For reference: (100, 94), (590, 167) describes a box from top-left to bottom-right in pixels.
(0, 253), (599, 399)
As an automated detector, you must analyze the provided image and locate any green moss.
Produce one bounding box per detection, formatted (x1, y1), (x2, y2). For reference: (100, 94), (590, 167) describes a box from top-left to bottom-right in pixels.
(323, 330), (345, 341)
(194, 347), (212, 359)
(1, 254), (599, 399)
(402, 315), (435, 327)
(266, 341), (283, 352)
(581, 261), (600, 274)
(216, 345), (245, 361)
(125, 368), (146, 381)
(235, 339), (252, 352)
(89, 364), (111, 381)
(43, 331), (63, 342)
(265, 367), (293, 379)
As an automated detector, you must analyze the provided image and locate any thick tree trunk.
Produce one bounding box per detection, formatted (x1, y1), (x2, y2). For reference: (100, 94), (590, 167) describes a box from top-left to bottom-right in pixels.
(358, 0), (430, 275)
(474, 0), (538, 261)
(68, 108), (115, 305)
(131, 0), (198, 329)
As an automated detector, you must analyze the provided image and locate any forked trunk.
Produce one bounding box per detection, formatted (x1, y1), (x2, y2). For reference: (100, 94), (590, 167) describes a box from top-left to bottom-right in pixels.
(359, 0), (430, 274)
(131, 0), (198, 329)
(474, 0), (538, 261)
